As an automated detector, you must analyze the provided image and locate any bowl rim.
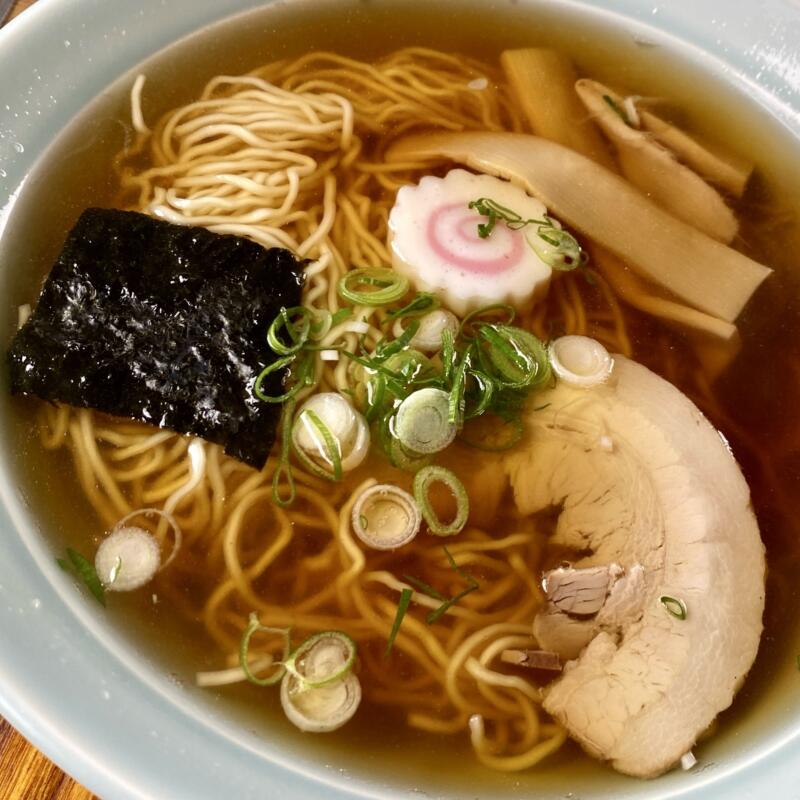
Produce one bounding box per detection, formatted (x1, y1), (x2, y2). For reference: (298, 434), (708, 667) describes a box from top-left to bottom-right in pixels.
(0, 1), (799, 798)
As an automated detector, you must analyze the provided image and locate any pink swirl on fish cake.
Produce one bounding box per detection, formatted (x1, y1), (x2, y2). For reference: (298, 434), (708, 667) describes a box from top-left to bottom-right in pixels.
(425, 203), (525, 275)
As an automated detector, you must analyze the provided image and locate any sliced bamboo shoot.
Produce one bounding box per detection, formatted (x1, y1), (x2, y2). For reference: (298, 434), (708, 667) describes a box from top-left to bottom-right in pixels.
(500, 49), (617, 171)
(385, 131), (770, 322)
(594, 248), (738, 342)
(639, 109), (753, 198)
(594, 247), (741, 378)
(575, 79), (738, 243)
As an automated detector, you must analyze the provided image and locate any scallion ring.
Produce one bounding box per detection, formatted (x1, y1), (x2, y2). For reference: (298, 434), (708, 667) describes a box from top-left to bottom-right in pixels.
(660, 595), (687, 620)
(477, 324), (551, 390)
(394, 388), (457, 455)
(254, 352), (314, 404)
(392, 309), (459, 354)
(267, 306), (314, 356)
(351, 483), (421, 550)
(337, 267), (409, 306)
(239, 612), (292, 686)
(284, 631), (357, 689)
(527, 222), (584, 271)
(413, 466), (469, 537)
(549, 335), (613, 389)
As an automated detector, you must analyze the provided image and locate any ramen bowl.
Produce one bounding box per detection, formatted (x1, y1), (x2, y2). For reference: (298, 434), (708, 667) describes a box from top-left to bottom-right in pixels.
(0, 1), (799, 798)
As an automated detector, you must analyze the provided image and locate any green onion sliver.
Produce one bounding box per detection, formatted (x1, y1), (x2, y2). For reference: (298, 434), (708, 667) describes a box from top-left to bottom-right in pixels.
(291, 408), (343, 482)
(338, 267), (409, 307)
(413, 466), (469, 537)
(284, 631), (357, 689)
(660, 595), (687, 620)
(267, 306), (313, 355)
(272, 399), (297, 507)
(239, 612), (292, 686)
(459, 303), (516, 340)
(394, 387), (457, 455)
(385, 292), (440, 322)
(57, 547), (106, 606)
(255, 351), (314, 404)
(385, 588), (413, 657)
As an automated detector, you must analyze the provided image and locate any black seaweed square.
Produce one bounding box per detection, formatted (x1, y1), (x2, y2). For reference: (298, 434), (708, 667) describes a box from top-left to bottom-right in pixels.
(7, 208), (305, 467)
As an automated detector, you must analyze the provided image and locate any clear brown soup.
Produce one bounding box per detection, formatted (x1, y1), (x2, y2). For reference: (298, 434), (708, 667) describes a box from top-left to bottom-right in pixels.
(1, 0), (799, 795)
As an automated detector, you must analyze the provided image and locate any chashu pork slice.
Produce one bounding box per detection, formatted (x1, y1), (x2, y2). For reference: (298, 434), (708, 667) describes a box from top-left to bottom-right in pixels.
(504, 355), (765, 778)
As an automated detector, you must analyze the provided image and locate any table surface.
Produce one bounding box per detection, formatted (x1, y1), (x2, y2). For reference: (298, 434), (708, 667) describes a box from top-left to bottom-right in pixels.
(0, 7), (94, 799)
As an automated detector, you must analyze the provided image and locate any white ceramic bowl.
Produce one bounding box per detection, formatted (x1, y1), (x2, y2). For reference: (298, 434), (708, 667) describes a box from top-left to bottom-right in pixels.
(1, 2), (799, 798)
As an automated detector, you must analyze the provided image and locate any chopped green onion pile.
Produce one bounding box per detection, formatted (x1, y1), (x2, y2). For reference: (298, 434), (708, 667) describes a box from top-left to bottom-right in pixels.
(468, 196), (587, 271)
(258, 269), (554, 507)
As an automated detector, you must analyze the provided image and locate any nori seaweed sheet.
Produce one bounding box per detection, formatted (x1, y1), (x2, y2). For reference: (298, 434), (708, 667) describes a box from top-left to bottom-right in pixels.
(7, 208), (305, 468)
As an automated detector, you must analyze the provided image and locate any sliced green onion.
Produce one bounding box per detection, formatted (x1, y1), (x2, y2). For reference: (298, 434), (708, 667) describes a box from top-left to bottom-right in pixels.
(448, 347), (470, 427)
(267, 306), (313, 355)
(477, 324), (551, 390)
(527, 224), (584, 271)
(280, 670), (361, 732)
(426, 584), (477, 624)
(459, 303), (516, 340)
(468, 197), (548, 239)
(58, 547), (106, 606)
(440, 328), (455, 383)
(387, 436), (432, 473)
(603, 93), (631, 126)
(394, 309), (459, 354)
(374, 319), (420, 361)
(284, 631), (357, 689)
(468, 197), (586, 269)
(239, 612), (292, 686)
(660, 595), (687, 620)
(549, 335), (613, 388)
(426, 548), (479, 624)
(351, 483), (421, 550)
(254, 352), (313, 404)
(384, 292), (440, 322)
(463, 369), (495, 420)
(272, 399), (297, 507)
(383, 349), (434, 384)
(291, 408), (343, 482)
(413, 466), (469, 537)
(338, 267), (410, 306)
(403, 575), (447, 601)
(394, 388), (457, 455)
(385, 588), (413, 657)
(331, 307), (354, 326)
(95, 527), (160, 592)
